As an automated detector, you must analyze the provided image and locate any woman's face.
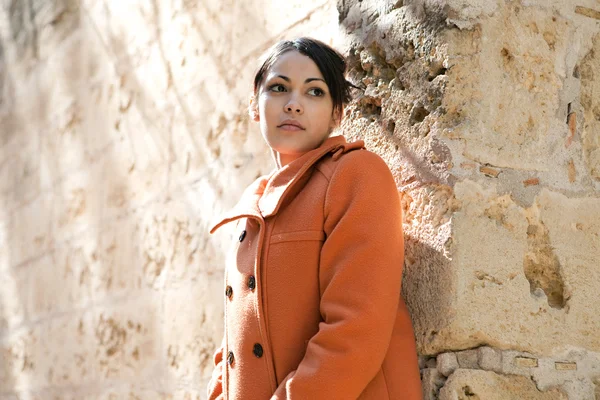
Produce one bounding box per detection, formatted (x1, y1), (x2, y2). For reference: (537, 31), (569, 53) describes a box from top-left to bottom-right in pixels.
(254, 51), (338, 164)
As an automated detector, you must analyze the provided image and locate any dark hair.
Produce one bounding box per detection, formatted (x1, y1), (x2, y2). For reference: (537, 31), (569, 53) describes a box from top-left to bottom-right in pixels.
(253, 37), (356, 117)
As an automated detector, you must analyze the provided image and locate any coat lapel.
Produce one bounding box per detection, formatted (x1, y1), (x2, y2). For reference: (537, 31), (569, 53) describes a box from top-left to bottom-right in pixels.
(209, 135), (365, 234)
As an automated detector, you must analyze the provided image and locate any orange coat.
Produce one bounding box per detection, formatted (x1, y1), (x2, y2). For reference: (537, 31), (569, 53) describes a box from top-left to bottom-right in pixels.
(207, 135), (422, 400)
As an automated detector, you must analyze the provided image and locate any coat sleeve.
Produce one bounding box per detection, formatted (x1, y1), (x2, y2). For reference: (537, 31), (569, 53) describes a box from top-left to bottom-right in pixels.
(271, 150), (405, 399)
(207, 336), (225, 400)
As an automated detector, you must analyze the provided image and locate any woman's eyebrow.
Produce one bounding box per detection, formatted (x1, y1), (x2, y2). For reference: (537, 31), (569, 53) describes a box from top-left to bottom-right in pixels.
(273, 74), (325, 84)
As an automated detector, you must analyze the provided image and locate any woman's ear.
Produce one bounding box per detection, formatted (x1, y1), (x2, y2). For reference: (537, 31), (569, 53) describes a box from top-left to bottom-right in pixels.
(329, 107), (343, 130)
(248, 94), (260, 122)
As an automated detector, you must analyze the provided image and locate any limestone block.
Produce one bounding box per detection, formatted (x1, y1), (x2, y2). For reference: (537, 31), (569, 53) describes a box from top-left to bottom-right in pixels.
(162, 275), (224, 385)
(437, 352), (459, 377)
(443, 4), (569, 171)
(439, 369), (567, 400)
(414, 180), (600, 355)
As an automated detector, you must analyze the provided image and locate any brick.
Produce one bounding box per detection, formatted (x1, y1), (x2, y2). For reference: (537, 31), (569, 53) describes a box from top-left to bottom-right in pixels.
(514, 356), (539, 368)
(565, 112), (576, 148)
(480, 166), (501, 178)
(554, 362), (577, 371)
(456, 349), (479, 369)
(523, 177), (540, 187)
(567, 159), (576, 183)
(478, 346), (502, 372)
(437, 352), (459, 377)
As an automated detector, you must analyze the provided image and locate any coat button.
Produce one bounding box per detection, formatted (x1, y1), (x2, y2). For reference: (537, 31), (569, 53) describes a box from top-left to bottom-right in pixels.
(227, 351), (235, 366)
(225, 285), (233, 299)
(248, 275), (256, 290)
(253, 343), (264, 358)
(239, 230), (247, 242)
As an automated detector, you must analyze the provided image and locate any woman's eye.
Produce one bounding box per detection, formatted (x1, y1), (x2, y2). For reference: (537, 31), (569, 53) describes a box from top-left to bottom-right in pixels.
(308, 88), (325, 97)
(268, 84), (286, 92)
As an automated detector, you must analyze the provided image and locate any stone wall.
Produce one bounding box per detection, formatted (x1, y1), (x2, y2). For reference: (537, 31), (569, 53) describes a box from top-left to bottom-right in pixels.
(1, 0), (599, 399)
(338, 0), (600, 398)
(0, 1), (338, 398)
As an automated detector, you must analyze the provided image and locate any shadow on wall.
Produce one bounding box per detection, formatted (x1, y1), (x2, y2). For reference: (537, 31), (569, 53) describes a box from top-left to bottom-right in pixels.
(0, 0), (260, 396)
(338, 0), (455, 353)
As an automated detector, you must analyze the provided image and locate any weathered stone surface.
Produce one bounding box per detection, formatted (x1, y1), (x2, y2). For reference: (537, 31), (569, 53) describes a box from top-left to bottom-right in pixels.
(580, 32), (600, 183)
(336, 2), (600, 397)
(417, 181), (600, 355)
(438, 369), (568, 400)
(0, 0), (338, 397)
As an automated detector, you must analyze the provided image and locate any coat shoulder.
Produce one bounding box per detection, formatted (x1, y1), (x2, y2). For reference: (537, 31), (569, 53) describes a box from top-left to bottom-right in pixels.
(318, 147), (395, 186)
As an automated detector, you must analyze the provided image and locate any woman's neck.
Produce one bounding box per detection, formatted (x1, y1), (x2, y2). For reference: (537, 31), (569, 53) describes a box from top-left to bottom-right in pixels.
(270, 149), (300, 170)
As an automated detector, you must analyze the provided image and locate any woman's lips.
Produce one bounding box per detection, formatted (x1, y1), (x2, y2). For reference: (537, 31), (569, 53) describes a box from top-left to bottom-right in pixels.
(278, 124), (304, 131)
(278, 119), (305, 131)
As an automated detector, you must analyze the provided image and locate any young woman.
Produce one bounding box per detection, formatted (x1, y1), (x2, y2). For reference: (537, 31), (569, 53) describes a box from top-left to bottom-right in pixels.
(207, 37), (422, 400)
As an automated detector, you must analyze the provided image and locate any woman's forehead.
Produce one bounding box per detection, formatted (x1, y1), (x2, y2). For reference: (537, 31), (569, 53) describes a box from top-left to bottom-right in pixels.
(264, 51), (324, 81)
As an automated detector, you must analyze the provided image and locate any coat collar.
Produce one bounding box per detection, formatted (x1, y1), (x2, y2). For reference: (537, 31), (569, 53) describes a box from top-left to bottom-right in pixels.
(209, 135), (365, 234)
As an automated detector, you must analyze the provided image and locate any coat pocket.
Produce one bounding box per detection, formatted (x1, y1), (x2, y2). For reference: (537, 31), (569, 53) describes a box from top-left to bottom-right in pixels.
(270, 230), (325, 245)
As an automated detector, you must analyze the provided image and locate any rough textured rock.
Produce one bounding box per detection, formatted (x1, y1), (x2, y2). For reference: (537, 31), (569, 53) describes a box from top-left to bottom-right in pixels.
(336, 0), (600, 397)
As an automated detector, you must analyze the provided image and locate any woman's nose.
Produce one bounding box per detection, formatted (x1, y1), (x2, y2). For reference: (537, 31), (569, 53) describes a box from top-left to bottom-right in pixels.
(284, 98), (303, 114)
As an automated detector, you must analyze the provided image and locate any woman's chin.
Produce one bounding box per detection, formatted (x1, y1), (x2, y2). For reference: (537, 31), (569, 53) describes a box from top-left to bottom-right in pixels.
(266, 139), (311, 156)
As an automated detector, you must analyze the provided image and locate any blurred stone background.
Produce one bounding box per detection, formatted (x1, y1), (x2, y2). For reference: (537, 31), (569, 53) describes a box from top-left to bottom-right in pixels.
(0, 0), (598, 399)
